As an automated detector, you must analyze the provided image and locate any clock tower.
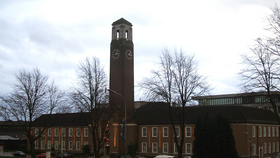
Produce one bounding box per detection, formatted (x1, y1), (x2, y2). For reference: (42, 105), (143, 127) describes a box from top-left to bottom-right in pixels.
(109, 18), (134, 155)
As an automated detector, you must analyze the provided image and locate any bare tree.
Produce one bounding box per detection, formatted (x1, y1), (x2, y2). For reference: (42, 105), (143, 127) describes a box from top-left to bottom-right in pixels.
(139, 48), (211, 158)
(0, 68), (64, 158)
(239, 38), (280, 121)
(68, 57), (114, 158)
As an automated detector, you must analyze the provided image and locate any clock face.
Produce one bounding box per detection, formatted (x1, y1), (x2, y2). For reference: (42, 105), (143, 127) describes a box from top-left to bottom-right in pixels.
(126, 50), (133, 59)
(112, 49), (120, 59)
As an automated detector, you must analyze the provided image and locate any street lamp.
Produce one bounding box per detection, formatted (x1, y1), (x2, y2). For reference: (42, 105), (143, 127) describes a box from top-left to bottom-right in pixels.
(107, 88), (127, 158)
(249, 138), (251, 158)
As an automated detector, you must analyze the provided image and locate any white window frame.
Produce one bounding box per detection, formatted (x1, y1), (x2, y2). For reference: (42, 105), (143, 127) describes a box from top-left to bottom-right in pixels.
(84, 141), (88, 146)
(186, 126), (191, 137)
(62, 128), (65, 137)
(41, 141), (45, 149)
(84, 128), (88, 137)
(152, 142), (157, 153)
(269, 142), (271, 153)
(41, 128), (45, 137)
(263, 126), (266, 137)
(252, 143), (256, 155)
(163, 143), (168, 153)
(268, 127), (271, 137)
(272, 127), (275, 137)
(142, 142), (147, 153)
(69, 128), (73, 137)
(69, 141), (73, 150)
(152, 127), (158, 137)
(54, 141), (58, 150)
(35, 140), (38, 149)
(48, 128), (51, 137)
(259, 126), (262, 137)
(62, 141), (65, 150)
(277, 142), (279, 152)
(163, 127), (168, 137)
(76, 128), (81, 137)
(175, 127), (180, 137)
(35, 128), (39, 137)
(185, 143), (192, 154)
(264, 143), (267, 154)
(55, 128), (58, 137)
(48, 141), (51, 149)
(142, 127), (147, 137)
(276, 127), (279, 137)
(76, 141), (80, 150)
(273, 142), (275, 153)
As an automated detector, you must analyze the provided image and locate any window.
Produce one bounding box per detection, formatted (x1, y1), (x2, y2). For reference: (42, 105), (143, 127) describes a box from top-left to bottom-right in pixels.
(252, 126), (255, 137)
(76, 128), (81, 137)
(272, 127), (275, 137)
(273, 142), (275, 153)
(277, 142), (279, 152)
(76, 141), (80, 150)
(41, 141), (45, 149)
(268, 127), (271, 137)
(84, 141), (88, 145)
(263, 127), (267, 137)
(276, 127), (279, 137)
(152, 127), (157, 137)
(55, 128), (58, 137)
(35, 141), (38, 149)
(152, 142), (157, 153)
(252, 143), (256, 155)
(142, 127), (147, 137)
(142, 142), (147, 153)
(269, 142), (271, 153)
(163, 127), (168, 137)
(62, 128), (65, 137)
(35, 128), (39, 137)
(264, 143), (267, 154)
(84, 128), (88, 137)
(186, 127), (191, 137)
(174, 143), (178, 153)
(186, 143), (192, 154)
(62, 141), (65, 150)
(69, 141), (73, 150)
(41, 128), (45, 137)
(48, 141), (51, 149)
(175, 127), (180, 137)
(48, 128), (51, 137)
(54, 141), (58, 150)
(69, 128), (73, 137)
(259, 126), (262, 137)
(163, 143), (168, 153)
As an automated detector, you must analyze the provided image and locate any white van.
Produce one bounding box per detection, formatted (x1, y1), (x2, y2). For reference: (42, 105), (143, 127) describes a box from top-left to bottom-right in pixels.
(154, 155), (175, 158)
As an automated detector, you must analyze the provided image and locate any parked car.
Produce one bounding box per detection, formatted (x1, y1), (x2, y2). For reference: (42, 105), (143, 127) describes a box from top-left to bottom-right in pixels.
(59, 152), (74, 158)
(13, 151), (26, 157)
(51, 152), (59, 158)
(37, 153), (46, 158)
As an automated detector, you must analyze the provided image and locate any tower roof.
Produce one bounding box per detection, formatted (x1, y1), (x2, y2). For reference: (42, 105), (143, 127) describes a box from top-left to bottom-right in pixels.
(112, 18), (132, 26)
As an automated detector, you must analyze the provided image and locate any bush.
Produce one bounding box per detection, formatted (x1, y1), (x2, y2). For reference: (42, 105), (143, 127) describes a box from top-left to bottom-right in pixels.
(82, 145), (90, 155)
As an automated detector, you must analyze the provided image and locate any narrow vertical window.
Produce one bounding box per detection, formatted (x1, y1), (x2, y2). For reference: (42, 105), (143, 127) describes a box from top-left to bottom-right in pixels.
(252, 143), (256, 155)
(252, 126), (255, 137)
(163, 127), (168, 137)
(69, 141), (73, 150)
(273, 142), (275, 153)
(163, 143), (168, 153)
(35, 128), (39, 137)
(152, 127), (157, 137)
(76, 141), (80, 150)
(69, 128), (73, 137)
(125, 30), (128, 39)
(264, 127), (267, 137)
(35, 141), (38, 149)
(269, 142), (271, 153)
(142, 127), (147, 137)
(259, 126), (262, 137)
(55, 128), (58, 137)
(264, 143), (267, 153)
(62, 141), (65, 150)
(84, 128), (88, 137)
(116, 30), (119, 39)
(186, 143), (192, 154)
(277, 142), (279, 152)
(62, 128), (65, 137)
(48, 141), (51, 149)
(272, 127), (275, 137)
(48, 128), (51, 137)
(152, 142), (158, 153)
(276, 127), (279, 137)
(268, 127), (271, 137)
(142, 142), (147, 153)
(174, 143), (178, 153)
(54, 141), (58, 150)
(41, 141), (44, 149)
(175, 127), (180, 137)
(186, 126), (191, 137)
(76, 128), (81, 137)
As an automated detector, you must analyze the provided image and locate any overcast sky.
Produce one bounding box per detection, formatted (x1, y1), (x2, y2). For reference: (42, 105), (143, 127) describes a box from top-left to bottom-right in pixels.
(0, 0), (279, 100)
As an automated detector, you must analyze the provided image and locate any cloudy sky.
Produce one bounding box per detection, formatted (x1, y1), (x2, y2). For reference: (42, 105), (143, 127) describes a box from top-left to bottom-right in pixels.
(0, 0), (279, 100)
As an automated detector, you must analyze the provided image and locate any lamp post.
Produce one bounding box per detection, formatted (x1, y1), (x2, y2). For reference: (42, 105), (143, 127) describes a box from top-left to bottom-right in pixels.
(107, 88), (127, 158)
(249, 138), (251, 158)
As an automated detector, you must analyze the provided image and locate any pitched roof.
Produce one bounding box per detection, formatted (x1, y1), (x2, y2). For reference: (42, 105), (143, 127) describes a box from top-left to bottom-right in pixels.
(33, 112), (91, 127)
(131, 102), (279, 125)
(112, 18), (132, 26)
